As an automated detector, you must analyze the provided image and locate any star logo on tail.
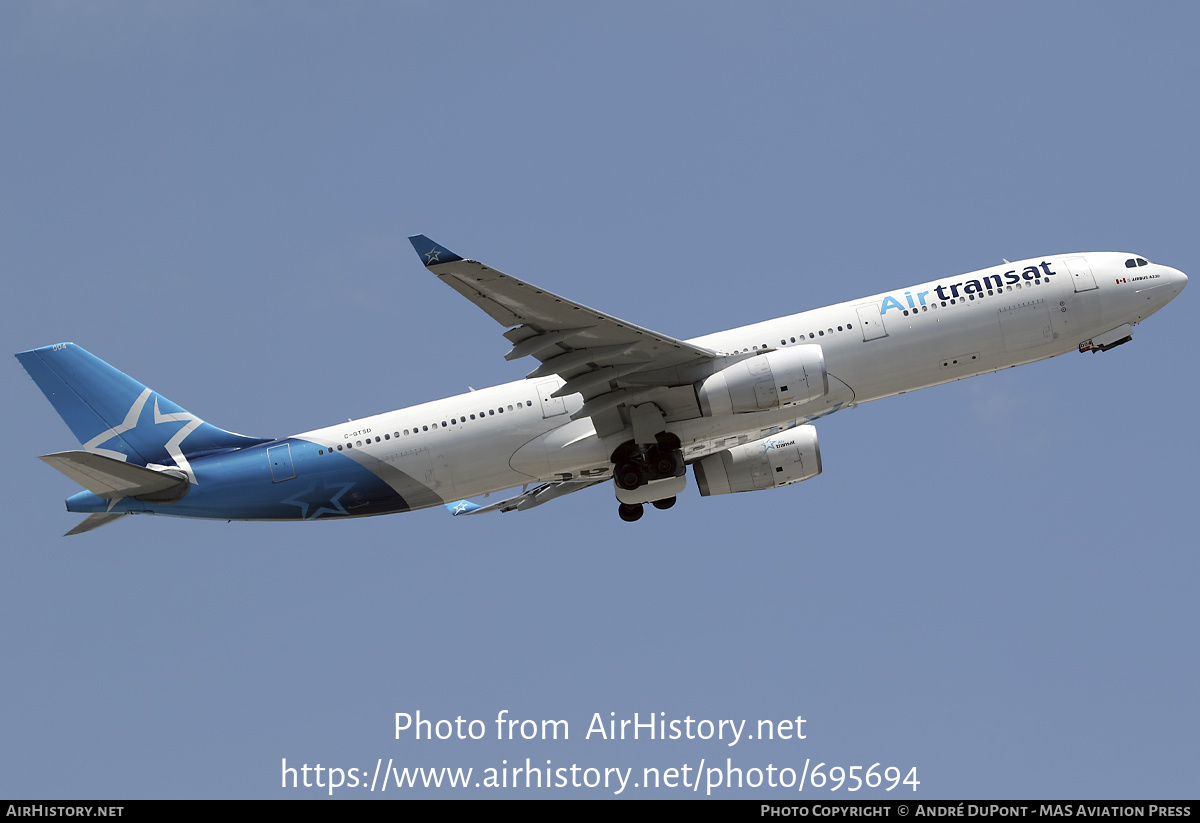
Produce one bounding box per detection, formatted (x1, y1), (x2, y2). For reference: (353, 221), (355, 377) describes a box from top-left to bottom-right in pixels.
(83, 389), (203, 483)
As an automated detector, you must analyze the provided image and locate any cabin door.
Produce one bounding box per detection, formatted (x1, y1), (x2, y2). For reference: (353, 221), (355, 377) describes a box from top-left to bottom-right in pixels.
(1065, 256), (1098, 292)
(536, 379), (568, 418)
(855, 303), (888, 341)
(267, 443), (297, 483)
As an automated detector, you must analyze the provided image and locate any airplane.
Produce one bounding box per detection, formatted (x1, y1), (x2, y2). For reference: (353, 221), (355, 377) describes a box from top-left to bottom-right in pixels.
(17, 236), (1187, 533)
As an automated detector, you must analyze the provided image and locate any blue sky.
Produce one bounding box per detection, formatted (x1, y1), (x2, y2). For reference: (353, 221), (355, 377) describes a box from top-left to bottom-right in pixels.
(2, 2), (1196, 799)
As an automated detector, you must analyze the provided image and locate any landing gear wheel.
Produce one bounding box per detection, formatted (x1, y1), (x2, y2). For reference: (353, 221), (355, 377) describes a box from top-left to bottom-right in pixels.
(651, 496), (676, 510)
(653, 452), (678, 477)
(618, 503), (644, 522)
(616, 464), (643, 490)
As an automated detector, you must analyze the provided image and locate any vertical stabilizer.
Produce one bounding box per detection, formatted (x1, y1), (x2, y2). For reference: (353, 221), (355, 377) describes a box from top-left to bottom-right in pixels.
(16, 344), (269, 468)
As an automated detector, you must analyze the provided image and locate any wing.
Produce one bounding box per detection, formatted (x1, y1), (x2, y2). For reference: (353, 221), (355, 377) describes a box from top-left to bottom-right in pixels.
(408, 235), (724, 437)
(445, 478), (606, 516)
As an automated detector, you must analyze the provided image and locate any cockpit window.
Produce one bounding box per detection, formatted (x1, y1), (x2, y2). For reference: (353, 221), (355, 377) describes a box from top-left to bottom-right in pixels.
(1137, 257), (1148, 266)
(1126, 258), (1137, 268)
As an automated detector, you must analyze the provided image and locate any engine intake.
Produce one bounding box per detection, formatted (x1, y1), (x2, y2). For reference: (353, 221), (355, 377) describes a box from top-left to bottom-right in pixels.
(695, 345), (827, 416)
(693, 426), (822, 496)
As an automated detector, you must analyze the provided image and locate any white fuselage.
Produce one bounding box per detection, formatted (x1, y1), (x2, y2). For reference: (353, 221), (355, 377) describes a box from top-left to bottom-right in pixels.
(295, 252), (1186, 508)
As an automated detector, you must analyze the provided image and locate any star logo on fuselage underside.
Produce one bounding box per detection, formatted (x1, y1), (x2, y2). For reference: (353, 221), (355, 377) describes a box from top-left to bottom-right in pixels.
(281, 478), (357, 520)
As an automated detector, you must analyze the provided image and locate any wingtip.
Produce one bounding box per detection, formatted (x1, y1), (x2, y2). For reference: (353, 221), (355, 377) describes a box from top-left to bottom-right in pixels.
(408, 235), (463, 267)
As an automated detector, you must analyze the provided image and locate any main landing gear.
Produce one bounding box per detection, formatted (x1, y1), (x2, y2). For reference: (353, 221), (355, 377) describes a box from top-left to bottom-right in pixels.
(612, 436), (684, 491)
(618, 503), (644, 522)
(611, 434), (686, 522)
(617, 495), (679, 522)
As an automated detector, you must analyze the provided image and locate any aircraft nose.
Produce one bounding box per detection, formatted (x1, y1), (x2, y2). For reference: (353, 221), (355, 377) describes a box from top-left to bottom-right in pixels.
(1166, 266), (1188, 294)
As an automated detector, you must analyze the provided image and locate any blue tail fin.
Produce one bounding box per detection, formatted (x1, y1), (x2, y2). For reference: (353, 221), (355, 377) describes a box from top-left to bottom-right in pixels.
(16, 343), (270, 467)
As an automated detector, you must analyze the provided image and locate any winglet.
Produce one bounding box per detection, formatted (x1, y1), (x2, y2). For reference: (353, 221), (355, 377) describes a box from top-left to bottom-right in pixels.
(444, 499), (480, 516)
(408, 235), (464, 267)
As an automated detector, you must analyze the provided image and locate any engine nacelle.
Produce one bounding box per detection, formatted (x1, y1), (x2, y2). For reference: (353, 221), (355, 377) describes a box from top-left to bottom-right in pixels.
(695, 345), (827, 416)
(693, 426), (822, 496)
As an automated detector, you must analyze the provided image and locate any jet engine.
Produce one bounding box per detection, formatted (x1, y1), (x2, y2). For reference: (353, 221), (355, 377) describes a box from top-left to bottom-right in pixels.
(693, 426), (822, 496)
(695, 345), (827, 416)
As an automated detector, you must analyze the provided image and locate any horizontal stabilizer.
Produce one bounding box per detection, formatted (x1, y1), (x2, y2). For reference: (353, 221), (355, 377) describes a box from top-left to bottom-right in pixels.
(40, 451), (189, 503)
(65, 512), (129, 536)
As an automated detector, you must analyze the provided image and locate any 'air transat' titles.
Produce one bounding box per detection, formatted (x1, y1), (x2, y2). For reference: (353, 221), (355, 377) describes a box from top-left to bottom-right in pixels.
(879, 261), (1057, 315)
